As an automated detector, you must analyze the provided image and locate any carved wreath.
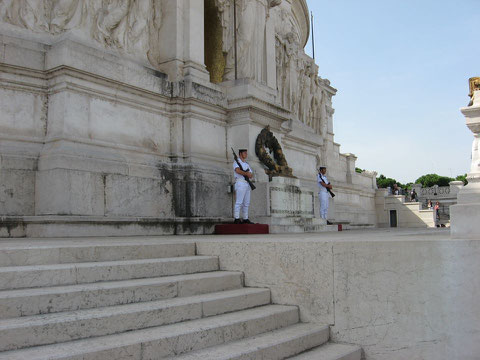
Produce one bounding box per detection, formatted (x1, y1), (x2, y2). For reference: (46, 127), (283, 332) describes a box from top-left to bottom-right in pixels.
(255, 126), (294, 180)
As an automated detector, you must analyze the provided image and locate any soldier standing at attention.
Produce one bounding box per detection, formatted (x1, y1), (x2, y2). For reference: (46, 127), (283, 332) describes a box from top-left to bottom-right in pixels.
(317, 166), (333, 224)
(233, 149), (254, 224)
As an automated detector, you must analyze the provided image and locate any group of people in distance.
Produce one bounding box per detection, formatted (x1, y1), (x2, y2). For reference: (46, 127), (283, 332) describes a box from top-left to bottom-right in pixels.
(232, 149), (333, 225)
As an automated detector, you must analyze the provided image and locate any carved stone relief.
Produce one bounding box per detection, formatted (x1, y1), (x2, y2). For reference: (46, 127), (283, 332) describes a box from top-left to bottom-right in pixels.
(270, 1), (336, 138)
(0, 0), (162, 68)
(223, 0), (281, 82)
(0, 0), (86, 34)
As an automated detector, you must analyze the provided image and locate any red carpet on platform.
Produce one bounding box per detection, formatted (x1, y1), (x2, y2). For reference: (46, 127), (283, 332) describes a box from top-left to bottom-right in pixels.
(215, 223), (269, 234)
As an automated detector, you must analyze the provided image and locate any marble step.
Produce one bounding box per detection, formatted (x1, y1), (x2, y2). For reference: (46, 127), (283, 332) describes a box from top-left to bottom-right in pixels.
(0, 238), (196, 266)
(287, 342), (362, 360)
(0, 304), (299, 359)
(0, 256), (219, 290)
(168, 323), (329, 360)
(0, 271), (244, 319)
(0, 287), (272, 351)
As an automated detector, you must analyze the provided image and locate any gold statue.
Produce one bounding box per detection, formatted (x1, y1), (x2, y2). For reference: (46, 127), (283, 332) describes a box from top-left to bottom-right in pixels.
(468, 77), (480, 106)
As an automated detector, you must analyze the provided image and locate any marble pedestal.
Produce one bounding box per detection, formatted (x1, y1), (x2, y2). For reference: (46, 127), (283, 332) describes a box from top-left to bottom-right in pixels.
(451, 88), (480, 238)
(255, 177), (326, 233)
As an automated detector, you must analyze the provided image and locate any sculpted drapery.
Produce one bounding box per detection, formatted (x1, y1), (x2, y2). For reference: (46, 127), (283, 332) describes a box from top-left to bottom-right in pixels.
(0, 0), (162, 67)
(223, 0), (281, 82)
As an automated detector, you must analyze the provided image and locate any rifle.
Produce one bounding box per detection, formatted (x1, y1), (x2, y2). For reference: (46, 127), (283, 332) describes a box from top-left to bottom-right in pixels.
(231, 147), (256, 190)
(319, 172), (335, 198)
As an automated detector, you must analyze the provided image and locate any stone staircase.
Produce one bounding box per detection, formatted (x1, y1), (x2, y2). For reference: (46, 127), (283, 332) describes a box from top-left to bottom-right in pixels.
(0, 237), (361, 359)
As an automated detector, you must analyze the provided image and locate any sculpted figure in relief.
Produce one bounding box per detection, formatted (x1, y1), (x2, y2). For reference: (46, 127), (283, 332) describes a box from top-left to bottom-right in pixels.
(93, 0), (132, 48)
(275, 35), (285, 105)
(319, 88), (328, 136)
(223, 0), (254, 80)
(50, 0), (86, 33)
(298, 65), (310, 125)
(224, 0), (281, 81)
(284, 32), (298, 111)
(1, 0), (160, 67)
(1, 0), (85, 34)
(91, 0), (163, 66)
(1, 0), (49, 32)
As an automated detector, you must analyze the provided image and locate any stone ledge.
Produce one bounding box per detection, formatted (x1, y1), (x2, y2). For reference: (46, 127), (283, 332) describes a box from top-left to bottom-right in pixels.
(0, 216), (230, 238)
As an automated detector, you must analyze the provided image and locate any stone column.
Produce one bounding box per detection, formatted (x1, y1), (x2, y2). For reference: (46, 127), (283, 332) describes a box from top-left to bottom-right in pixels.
(344, 153), (357, 184)
(183, 0), (210, 83)
(155, 0), (208, 82)
(450, 77), (480, 238)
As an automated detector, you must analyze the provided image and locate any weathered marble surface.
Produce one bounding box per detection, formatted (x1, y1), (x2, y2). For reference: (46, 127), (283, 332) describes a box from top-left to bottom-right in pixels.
(197, 235), (480, 360)
(196, 239), (335, 324)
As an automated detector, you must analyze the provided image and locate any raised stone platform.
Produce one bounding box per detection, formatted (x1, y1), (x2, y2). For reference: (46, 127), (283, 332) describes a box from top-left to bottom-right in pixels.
(215, 223), (269, 235)
(195, 228), (479, 360)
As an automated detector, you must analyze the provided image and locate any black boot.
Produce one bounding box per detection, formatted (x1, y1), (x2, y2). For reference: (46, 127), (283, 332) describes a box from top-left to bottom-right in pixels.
(233, 218), (242, 224)
(242, 219), (254, 224)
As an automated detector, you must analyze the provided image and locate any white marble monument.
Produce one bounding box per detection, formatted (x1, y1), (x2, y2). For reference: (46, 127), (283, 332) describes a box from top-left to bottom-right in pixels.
(0, 0), (377, 236)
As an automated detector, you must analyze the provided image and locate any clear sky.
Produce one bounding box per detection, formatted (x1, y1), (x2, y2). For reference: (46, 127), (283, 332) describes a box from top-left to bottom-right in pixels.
(304, 0), (479, 184)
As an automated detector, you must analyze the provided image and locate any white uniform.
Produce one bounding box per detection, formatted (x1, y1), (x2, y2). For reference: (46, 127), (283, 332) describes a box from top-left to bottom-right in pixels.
(317, 173), (329, 219)
(233, 159), (252, 220)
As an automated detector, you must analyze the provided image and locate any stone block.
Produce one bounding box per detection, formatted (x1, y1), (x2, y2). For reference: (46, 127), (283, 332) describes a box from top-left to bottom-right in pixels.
(248, 182), (269, 218)
(450, 203), (480, 238)
(164, 165), (231, 218)
(201, 288), (271, 317)
(331, 240), (480, 360)
(0, 87), (47, 139)
(196, 240), (335, 324)
(35, 169), (104, 216)
(3, 39), (45, 70)
(105, 174), (173, 217)
(0, 170), (35, 215)
(177, 272), (242, 297)
(88, 98), (170, 153)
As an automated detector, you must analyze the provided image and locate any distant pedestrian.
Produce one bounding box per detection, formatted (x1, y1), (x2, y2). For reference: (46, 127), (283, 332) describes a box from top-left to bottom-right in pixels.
(434, 201), (440, 227)
(410, 189), (417, 202)
(393, 183), (399, 195)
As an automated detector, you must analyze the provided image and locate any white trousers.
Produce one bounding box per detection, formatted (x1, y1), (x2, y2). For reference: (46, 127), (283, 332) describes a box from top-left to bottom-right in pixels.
(234, 181), (251, 219)
(319, 192), (329, 219)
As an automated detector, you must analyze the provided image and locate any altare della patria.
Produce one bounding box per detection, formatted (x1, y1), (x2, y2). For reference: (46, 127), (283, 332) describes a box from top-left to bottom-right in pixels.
(0, 1), (478, 359)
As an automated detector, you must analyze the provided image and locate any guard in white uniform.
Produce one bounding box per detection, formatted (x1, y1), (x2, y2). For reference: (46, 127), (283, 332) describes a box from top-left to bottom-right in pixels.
(317, 166), (332, 223)
(233, 149), (254, 224)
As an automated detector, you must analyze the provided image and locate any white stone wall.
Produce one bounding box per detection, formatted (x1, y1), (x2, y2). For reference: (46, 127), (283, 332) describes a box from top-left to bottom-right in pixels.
(197, 235), (480, 360)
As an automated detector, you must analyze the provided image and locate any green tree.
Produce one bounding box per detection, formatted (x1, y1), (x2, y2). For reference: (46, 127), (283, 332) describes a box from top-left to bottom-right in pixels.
(376, 174), (398, 189)
(355, 167), (364, 173)
(415, 173), (454, 187)
(455, 174), (468, 185)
